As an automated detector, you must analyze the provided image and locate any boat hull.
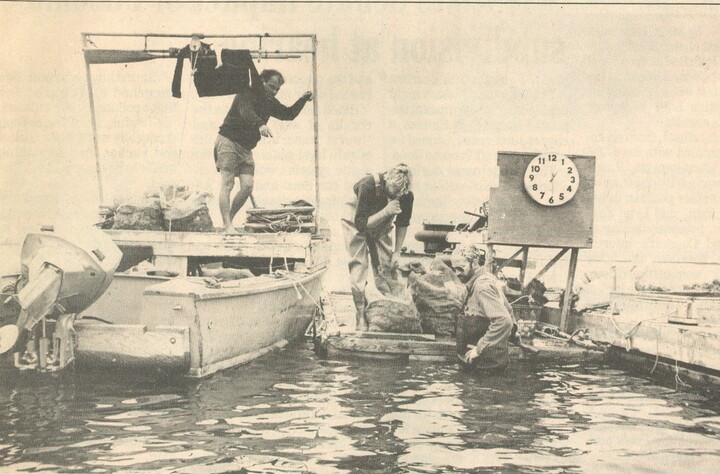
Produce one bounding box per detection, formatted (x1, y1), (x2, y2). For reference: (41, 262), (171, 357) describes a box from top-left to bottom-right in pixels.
(74, 268), (326, 377)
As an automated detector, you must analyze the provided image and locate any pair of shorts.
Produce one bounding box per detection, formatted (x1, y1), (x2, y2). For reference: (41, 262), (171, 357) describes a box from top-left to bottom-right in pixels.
(214, 134), (255, 176)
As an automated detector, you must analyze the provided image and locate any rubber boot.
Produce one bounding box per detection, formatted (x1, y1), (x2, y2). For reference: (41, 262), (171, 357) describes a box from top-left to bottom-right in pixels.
(352, 293), (368, 332)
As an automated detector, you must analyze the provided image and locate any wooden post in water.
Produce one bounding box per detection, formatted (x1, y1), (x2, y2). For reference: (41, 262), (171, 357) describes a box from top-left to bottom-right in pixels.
(560, 248), (579, 333)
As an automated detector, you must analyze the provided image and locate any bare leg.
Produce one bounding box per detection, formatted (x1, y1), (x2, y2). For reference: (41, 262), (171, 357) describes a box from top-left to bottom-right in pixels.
(219, 171), (238, 233)
(230, 174), (254, 221)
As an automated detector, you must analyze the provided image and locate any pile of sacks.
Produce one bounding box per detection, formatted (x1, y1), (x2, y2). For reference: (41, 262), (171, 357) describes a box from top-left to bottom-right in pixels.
(108, 185), (214, 232)
(407, 258), (468, 338)
(364, 257), (469, 338)
(365, 265), (423, 334)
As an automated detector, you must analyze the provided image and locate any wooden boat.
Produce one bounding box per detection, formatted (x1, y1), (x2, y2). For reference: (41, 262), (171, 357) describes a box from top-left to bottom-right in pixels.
(78, 229), (328, 377)
(0, 32), (330, 378)
(312, 291), (604, 365)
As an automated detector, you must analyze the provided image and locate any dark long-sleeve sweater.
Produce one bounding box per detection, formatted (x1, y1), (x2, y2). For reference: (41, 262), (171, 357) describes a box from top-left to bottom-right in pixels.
(352, 174), (414, 233)
(218, 88), (309, 150)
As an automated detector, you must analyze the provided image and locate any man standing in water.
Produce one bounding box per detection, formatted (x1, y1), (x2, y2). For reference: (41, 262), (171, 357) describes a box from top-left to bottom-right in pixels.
(215, 69), (312, 233)
(451, 243), (516, 372)
(341, 164), (414, 331)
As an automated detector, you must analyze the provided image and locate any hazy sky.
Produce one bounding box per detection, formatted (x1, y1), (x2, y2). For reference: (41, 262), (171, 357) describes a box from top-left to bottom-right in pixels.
(1, 2), (719, 266)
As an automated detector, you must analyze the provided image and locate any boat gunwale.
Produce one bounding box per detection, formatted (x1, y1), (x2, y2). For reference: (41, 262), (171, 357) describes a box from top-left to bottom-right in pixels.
(141, 266), (328, 300)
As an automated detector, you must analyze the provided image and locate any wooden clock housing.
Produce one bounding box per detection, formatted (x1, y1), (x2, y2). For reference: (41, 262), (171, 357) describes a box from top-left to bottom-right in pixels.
(486, 151), (596, 248)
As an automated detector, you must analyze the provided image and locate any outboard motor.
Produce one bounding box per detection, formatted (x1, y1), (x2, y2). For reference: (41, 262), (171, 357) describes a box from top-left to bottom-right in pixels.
(0, 225), (121, 372)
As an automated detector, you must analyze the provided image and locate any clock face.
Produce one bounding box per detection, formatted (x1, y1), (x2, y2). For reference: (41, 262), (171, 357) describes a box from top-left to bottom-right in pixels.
(523, 153), (580, 206)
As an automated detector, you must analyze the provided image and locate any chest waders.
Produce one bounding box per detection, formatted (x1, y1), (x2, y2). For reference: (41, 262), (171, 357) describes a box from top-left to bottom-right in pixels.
(341, 174), (395, 329)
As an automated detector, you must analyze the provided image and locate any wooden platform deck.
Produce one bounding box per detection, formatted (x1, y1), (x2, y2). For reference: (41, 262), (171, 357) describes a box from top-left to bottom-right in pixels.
(313, 291), (604, 364)
(575, 291), (720, 375)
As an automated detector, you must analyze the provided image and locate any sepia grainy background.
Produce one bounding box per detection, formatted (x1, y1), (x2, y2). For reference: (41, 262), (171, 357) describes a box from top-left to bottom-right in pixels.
(1, 1), (718, 280)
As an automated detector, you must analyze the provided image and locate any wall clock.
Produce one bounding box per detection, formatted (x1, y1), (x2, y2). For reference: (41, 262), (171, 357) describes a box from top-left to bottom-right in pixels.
(523, 153), (579, 206)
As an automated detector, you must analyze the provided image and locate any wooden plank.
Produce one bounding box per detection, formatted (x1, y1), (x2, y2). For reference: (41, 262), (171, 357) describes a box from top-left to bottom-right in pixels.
(106, 227), (318, 260)
(244, 223), (316, 230)
(105, 229), (311, 246)
(323, 333), (603, 363)
(327, 335), (456, 357)
(342, 331), (436, 341)
(246, 206), (315, 214)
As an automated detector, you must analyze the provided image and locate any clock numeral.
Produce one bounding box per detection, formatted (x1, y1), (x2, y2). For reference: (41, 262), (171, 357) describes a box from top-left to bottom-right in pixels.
(539, 157), (545, 164)
(549, 154), (557, 161)
(567, 186), (572, 192)
(561, 158), (565, 165)
(567, 167), (573, 174)
(540, 192), (545, 199)
(532, 165), (540, 172)
(549, 196), (555, 204)
(529, 174), (534, 181)
(532, 184), (537, 191)
(559, 193), (565, 201)
(570, 176), (576, 184)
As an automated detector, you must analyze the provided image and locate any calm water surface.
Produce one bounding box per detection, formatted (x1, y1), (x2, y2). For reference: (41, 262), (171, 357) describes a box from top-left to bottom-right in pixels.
(1, 342), (720, 473)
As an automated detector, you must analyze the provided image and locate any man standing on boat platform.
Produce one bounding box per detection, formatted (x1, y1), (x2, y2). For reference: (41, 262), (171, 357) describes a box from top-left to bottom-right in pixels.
(342, 164), (414, 331)
(452, 243), (516, 372)
(215, 69), (312, 234)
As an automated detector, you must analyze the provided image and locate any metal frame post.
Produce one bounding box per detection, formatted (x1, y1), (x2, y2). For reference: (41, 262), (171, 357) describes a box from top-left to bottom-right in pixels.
(82, 33), (104, 204)
(311, 35), (320, 229)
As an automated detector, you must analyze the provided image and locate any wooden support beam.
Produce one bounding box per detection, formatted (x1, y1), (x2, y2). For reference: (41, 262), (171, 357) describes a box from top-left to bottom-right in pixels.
(529, 248), (569, 282)
(485, 244), (495, 273)
(496, 246), (525, 273)
(560, 248), (579, 333)
(519, 246), (529, 287)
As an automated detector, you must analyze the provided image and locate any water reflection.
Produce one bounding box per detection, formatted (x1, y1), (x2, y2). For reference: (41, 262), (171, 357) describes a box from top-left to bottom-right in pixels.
(1, 344), (720, 473)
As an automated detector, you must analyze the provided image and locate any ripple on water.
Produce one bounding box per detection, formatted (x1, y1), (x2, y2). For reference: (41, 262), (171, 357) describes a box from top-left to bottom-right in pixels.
(1, 345), (720, 473)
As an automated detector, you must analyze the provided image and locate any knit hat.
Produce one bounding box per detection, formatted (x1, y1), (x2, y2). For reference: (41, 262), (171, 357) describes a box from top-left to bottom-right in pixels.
(451, 243), (486, 264)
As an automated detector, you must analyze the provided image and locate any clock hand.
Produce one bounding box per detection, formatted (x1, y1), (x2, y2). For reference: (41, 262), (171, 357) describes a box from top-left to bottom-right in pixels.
(550, 171), (558, 183)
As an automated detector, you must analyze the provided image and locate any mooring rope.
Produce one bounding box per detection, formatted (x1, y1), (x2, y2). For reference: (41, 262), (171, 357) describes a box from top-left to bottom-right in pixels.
(608, 311), (676, 352)
(274, 268), (326, 318)
(611, 310), (693, 388)
(650, 329), (660, 374)
(675, 359), (691, 388)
